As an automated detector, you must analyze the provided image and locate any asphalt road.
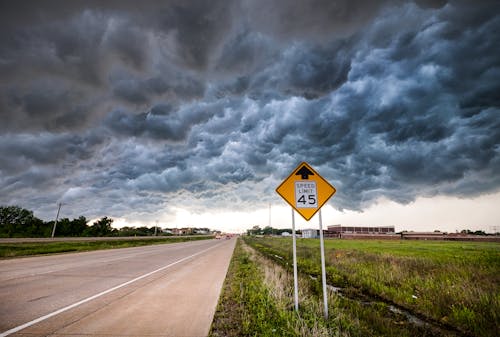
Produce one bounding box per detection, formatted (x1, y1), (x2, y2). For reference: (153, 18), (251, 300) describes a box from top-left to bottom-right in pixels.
(0, 238), (236, 337)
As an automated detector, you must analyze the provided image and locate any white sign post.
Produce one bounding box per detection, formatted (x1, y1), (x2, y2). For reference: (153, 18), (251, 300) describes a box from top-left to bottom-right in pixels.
(291, 209), (299, 311)
(318, 209), (328, 319)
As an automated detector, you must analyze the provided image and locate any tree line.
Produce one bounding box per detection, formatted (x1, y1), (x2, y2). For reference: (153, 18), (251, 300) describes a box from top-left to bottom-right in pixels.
(0, 205), (161, 238)
(246, 225), (295, 236)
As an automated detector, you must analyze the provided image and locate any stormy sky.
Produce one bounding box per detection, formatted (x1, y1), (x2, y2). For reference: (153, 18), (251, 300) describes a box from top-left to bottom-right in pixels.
(1, 0), (499, 231)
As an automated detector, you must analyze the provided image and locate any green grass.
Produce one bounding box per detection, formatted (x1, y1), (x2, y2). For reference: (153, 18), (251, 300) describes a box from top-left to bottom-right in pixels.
(210, 239), (300, 337)
(0, 236), (213, 258)
(243, 237), (500, 337)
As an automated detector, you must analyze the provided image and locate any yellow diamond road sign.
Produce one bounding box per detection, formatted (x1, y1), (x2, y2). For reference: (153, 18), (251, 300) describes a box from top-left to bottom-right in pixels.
(276, 162), (336, 221)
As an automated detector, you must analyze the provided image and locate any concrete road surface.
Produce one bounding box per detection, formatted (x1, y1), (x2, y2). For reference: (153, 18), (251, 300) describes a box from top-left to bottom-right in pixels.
(0, 238), (236, 337)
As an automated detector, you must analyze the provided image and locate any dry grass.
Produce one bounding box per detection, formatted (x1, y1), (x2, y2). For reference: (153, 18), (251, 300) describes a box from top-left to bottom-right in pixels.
(246, 243), (335, 337)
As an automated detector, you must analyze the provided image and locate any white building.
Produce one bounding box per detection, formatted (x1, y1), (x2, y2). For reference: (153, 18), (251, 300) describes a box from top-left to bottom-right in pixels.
(302, 229), (318, 239)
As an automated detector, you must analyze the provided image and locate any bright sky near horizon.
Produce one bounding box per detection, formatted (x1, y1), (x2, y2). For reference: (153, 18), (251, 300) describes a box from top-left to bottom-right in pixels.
(111, 190), (500, 234)
(1, 1), (499, 234)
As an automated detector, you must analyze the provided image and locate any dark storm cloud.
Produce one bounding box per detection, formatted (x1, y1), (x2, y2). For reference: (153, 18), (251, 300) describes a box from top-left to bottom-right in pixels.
(0, 10), (118, 132)
(110, 70), (205, 105)
(283, 42), (353, 99)
(214, 31), (276, 76)
(1, 0), (499, 221)
(104, 98), (232, 141)
(0, 9), (111, 86)
(0, 0), (226, 133)
(241, 0), (394, 41)
(150, 0), (234, 70)
(0, 131), (107, 175)
(211, 38), (355, 101)
(0, 130), (109, 220)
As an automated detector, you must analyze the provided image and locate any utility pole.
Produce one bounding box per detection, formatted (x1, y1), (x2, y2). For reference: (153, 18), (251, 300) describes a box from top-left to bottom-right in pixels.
(154, 220), (158, 236)
(268, 203), (271, 228)
(51, 203), (62, 238)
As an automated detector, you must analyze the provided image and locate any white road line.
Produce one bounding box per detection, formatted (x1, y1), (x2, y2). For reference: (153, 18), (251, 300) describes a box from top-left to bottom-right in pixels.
(0, 241), (224, 337)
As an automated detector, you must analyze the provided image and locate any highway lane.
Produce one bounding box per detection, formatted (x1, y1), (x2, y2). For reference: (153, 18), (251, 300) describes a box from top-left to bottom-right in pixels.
(0, 238), (236, 336)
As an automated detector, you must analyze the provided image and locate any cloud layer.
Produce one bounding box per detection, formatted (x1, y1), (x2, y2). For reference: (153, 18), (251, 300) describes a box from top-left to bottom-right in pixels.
(0, 0), (499, 222)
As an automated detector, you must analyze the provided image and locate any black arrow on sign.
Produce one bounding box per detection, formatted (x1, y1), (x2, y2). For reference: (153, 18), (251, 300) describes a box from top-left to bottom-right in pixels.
(295, 165), (314, 179)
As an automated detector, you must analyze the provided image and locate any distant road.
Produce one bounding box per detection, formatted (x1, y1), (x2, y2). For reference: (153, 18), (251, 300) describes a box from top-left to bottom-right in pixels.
(0, 235), (211, 243)
(0, 238), (236, 336)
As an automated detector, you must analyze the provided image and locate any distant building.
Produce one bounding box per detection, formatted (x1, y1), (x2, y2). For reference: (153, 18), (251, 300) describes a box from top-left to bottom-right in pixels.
(400, 231), (445, 240)
(302, 229), (318, 239)
(170, 228), (192, 235)
(327, 225), (395, 237)
(194, 228), (209, 234)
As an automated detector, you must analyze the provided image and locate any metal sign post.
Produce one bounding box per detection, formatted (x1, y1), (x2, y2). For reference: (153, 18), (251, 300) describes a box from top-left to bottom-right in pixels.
(292, 208), (299, 311)
(319, 209), (328, 319)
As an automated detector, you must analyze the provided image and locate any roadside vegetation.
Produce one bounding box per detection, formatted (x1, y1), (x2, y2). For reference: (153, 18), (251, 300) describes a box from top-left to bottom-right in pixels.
(1, 205), (213, 238)
(211, 237), (499, 337)
(0, 236), (213, 258)
(210, 238), (333, 337)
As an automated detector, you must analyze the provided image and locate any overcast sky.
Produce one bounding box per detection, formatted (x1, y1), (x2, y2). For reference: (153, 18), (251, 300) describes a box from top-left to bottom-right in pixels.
(0, 0), (499, 233)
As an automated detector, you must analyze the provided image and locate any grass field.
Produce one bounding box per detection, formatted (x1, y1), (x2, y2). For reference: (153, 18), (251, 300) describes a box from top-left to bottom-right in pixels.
(222, 237), (500, 337)
(0, 236), (213, 258)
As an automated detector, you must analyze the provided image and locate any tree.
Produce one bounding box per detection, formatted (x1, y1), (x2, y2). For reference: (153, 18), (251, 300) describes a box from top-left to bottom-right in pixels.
(135, 226), (154, 236)
(85, 217), (115, 237)
(247, 225), (262, 236)
(262, 226), (274, 235)
(50, 216), (89, 237)
(53, 218), (71, 237)
(24, 216), (49, 237)
(0, 205), (47, 237)
(71, 216), (89, 236)
(118, 226), (137, 236)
